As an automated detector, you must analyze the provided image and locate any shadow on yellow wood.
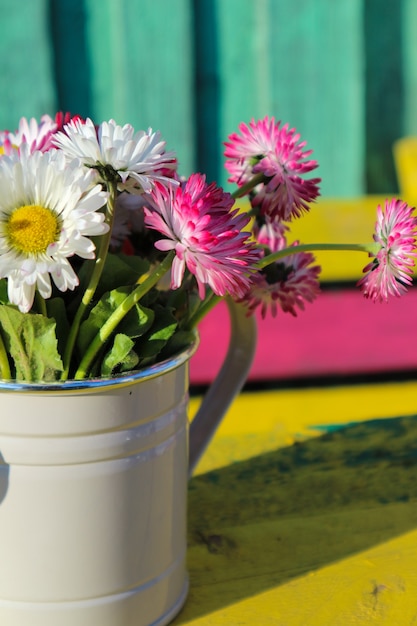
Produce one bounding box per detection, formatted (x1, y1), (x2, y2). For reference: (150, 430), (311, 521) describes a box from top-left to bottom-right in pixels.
(173, 383), (417, 625)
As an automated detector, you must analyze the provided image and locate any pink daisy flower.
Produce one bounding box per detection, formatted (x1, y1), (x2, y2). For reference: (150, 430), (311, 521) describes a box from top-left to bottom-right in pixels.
(54, 111), (84, 133)
(143, 173), (261, 299)
(224, 116), (321, 221)
(253, 216), (289, 252)
(0, 130), (13, 156)
(3, 112), (83, 155)
(6, 115), (58, 153)
(241, 242), (321, 318)
(358, 198), (417, 302)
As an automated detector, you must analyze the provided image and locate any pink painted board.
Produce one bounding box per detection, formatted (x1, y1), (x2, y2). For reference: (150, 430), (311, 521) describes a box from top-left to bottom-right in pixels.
(190, 288), (417, 384)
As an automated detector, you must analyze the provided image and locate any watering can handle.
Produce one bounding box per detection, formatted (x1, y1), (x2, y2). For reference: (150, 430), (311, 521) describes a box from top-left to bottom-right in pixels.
(188, 298), (257, 475)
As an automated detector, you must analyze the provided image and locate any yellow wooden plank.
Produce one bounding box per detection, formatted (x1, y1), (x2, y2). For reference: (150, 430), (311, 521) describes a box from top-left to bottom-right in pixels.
(284, 196), (387, 281)
(177, 382), (417, 625)
(237, 196), (393, 281)
(393, 136), (417, 205)
(190, 379), (417, 474)
(181, 524), (417, 625)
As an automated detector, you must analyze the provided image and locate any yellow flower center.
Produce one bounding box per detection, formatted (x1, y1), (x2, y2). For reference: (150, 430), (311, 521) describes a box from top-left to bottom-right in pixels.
(7, 204), (60, 254)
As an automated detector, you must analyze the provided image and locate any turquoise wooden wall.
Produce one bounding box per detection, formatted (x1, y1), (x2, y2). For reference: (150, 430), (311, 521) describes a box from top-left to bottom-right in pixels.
(0, 0), (416, 196)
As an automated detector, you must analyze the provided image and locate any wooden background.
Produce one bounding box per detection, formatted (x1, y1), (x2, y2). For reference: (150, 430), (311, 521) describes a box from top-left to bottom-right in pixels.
(1, 0), (416, 197)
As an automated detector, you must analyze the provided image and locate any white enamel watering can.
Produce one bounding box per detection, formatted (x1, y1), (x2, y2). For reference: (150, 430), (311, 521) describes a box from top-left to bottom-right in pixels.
(0, 299), (256, 626)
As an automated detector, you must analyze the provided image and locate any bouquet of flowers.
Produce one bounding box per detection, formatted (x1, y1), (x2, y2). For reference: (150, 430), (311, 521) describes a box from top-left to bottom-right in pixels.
(0, 113), (414, 382)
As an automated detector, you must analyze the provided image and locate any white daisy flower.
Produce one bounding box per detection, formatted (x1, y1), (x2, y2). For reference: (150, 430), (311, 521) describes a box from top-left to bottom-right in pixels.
(52, 117), (178, 194)
(0, 147), (109, 313)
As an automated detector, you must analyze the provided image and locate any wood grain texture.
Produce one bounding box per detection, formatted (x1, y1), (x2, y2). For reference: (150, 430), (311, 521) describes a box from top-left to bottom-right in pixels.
(49, 0), (92, 118)
(0, 0), (56, 127)
(172, 383), (417, 624)
(0, 0), (412, 195)
(266, 0), (364, 197)
(365, 0), (403, 194)
(403, 0), (417, 137)
(84, 0), (196, 174)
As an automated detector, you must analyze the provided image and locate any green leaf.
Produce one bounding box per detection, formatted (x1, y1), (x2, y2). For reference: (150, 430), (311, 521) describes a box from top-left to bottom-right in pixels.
(0, 305), (63, 382)
(78, 287), (154, 354)
(136, 307), (178, 360)
(0, 279), (8, 305)
(46, 297), (70, 356)
(101, 333), (139, 376)
(160, 329), (197, 360)
(79, 253), (150, 300)
(118, 303), (155, 339)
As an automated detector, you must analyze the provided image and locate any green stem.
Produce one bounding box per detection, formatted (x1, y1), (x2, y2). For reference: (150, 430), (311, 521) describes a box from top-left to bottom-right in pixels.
(185, 292), (221, 330)
(231, 172), (266, 199)
(187, 242), (377, 330)
(73, 250), (175, 380)
(61, 181), (118, 381)
(0, 330), (11, 380)
(258, 242), (377, 270)
(34, 291), (47, 316)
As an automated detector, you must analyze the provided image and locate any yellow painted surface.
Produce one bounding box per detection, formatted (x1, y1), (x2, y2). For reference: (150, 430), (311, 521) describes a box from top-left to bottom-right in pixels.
(240, 193), (417, 281)
(238, 195), (396, 281)
(173, 381), (417, 625)
(393, 136), (417, 206)
(285, 196), (387, 282)
(190, 380), (417, 474)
